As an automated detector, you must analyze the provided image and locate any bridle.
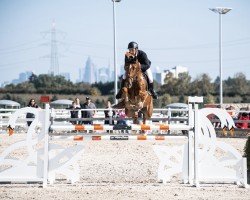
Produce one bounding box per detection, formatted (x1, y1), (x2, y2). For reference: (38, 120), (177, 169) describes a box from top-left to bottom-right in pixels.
(126, 62), (140, 89)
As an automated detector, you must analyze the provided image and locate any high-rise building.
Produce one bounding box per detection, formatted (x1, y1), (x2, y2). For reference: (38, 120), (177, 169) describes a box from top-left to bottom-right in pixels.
(11, 71), (33, 84)
(167, 65), (188, 78)
(155, 65), (188, 85)
(84, 57), (96, 84)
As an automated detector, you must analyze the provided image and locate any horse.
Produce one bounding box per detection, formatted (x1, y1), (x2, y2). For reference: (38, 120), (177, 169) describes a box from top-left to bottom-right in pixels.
(114, 56), (153, 125)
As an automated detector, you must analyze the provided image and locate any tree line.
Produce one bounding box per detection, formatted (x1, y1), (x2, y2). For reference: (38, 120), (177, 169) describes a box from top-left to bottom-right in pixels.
(0, 74), (114, 96)
(0, 72), (249, 107)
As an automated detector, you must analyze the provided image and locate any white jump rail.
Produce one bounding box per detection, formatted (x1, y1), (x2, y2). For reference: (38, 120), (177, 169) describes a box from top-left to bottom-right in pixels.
(0, 96), (247, 188)
(50, 124), (191, 132)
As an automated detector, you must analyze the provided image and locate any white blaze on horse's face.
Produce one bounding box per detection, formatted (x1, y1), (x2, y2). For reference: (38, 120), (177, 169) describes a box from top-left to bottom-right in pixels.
(126, 64), (137, 89)
(128, 64), (136, 78)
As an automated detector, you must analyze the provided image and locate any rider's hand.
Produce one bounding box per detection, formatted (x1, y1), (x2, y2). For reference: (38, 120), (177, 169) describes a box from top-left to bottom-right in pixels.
(125, 52), (133, 57)
(125, 52), (137, 64)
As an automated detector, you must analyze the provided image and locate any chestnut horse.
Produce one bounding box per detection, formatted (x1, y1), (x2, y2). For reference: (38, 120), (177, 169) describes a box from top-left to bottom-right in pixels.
(114, 57), (153, 124)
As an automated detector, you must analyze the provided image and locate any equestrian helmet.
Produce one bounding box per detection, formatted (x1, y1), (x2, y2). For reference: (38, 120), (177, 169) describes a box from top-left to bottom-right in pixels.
(128, 41), (138, 49)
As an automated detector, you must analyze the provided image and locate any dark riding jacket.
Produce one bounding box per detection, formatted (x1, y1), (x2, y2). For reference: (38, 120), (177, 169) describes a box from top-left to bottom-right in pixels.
(125, 50), (151, 72)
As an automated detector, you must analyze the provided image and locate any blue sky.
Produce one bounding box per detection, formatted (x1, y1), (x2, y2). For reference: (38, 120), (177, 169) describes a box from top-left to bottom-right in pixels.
(0, 0), (249, 84)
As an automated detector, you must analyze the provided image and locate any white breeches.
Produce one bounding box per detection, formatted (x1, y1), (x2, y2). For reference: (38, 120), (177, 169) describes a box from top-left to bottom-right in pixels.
(122, 68), (153, 83)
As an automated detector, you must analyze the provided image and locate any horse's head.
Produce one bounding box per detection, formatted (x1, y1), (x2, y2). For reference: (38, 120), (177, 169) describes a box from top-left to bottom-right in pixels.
(124, 59), (141, 88)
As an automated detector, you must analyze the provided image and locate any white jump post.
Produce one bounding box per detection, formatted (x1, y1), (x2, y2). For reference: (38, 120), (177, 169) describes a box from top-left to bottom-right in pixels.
(153, 96), (202, 186)
(187, 101), (194, 185)
(153, 96), (248, 188)
(190, 96), (203, 187)
(42, 104), (50, 188)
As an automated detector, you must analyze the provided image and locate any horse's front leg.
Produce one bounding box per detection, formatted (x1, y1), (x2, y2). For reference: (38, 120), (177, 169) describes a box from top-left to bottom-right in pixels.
(133, 111), (139, 124)
(123, 87), (130, 107)
(137, 91), (146, 109)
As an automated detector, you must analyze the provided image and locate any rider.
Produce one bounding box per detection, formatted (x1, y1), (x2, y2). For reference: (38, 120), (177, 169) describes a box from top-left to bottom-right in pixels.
(116, 41), (158, 100)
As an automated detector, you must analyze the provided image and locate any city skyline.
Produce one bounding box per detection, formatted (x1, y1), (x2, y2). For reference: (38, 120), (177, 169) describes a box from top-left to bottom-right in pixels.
(0, 0), (249, 84)
(3, 56), (189, 87)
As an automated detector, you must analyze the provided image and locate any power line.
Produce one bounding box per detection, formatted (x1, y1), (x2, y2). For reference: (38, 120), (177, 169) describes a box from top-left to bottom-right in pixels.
(67, 50), (109, 60)
(63, 39), (112, 48)
(0, 58), (40, 69)
(0, 39), (43, 52)
(0, 36), (249, 55)
(145, 37), (250, 51)
(154, 56), (250, 65)
(0, 45), (42, 56)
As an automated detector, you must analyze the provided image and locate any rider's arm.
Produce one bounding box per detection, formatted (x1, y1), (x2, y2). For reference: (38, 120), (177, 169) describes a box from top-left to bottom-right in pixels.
(138, 50), (151, 72)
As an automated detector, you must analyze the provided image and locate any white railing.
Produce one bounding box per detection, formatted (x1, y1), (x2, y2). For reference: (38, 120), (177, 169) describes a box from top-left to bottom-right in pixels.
(0, 107), (188, 134)
(1, 107), (249, 134)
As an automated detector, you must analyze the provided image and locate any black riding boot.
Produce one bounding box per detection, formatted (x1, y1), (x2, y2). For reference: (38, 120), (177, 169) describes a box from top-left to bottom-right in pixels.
(149, 82), (158, 99)
(116, 79), (125, 99)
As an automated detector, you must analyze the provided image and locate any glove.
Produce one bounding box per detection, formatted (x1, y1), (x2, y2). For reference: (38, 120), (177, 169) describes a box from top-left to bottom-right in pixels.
(125, 52), (137, 64)
(125, 55), (137, 64)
